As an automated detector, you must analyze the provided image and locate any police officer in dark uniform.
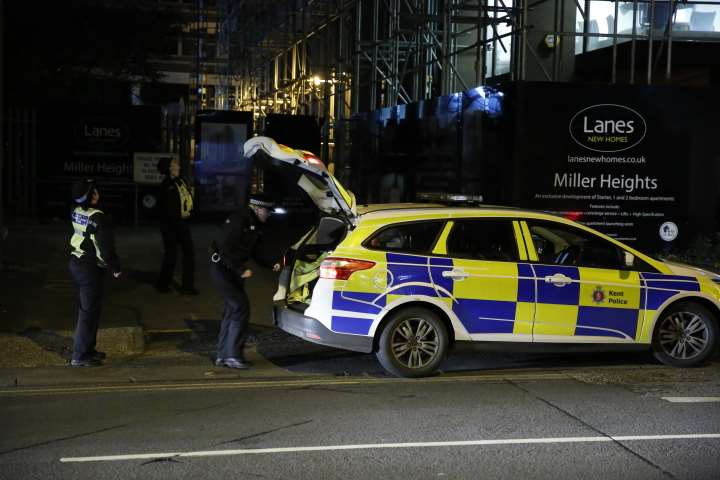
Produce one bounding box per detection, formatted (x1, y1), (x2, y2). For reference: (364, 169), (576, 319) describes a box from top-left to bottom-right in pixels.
(210, 193), (281, 369)
(155, 156), (197, 295)
(68, 179), (122, 367)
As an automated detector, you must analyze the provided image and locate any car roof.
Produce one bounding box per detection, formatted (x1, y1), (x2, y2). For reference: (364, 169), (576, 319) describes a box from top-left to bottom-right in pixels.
(357, 203), (558, 222)
(356, 203), (445, 214)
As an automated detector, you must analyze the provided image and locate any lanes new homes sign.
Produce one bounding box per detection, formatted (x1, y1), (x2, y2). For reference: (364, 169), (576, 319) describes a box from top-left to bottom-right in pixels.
(513, 83), (690, 250)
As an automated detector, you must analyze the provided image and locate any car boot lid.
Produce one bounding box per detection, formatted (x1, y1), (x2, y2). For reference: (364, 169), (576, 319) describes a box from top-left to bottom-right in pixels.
(244, 136), (356, 222)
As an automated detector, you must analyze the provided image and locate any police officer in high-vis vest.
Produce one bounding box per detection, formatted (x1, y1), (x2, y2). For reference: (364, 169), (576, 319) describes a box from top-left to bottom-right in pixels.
(69, 179), (122, 367)
(210, 193), (281, 369)
(155, 156), (197, 295)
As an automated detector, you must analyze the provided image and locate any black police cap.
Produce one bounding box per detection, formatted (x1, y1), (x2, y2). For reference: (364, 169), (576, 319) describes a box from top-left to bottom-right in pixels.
(249, 193), (275, 209)
(71, 179), (96, 203)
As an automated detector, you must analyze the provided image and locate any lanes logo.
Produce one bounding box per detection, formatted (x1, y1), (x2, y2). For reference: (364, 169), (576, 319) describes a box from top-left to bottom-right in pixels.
(569, 104), (646, 153)
(592, 286), (605, 304)
(73, 117), (129, 149)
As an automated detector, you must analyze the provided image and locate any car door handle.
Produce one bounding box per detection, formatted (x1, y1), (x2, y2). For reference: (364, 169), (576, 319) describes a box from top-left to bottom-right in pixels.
(442, 269), (469, 280)
(544, 273), (572, 287)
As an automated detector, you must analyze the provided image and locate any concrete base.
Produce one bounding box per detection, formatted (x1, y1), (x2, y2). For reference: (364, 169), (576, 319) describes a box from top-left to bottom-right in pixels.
(97, 327), (145, 355)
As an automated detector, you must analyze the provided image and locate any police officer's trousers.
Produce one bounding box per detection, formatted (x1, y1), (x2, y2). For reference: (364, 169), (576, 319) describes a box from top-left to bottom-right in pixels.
(158, 223), (195, 290)
(209, 260), (251, 360)
(69, 257), (105, 361)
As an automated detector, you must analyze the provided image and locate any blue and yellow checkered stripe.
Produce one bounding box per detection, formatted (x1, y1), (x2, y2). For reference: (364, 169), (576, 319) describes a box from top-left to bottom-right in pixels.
(328, 251), (702, 340)
(449, 260), (534, 335)
(532, 265), (639, 339)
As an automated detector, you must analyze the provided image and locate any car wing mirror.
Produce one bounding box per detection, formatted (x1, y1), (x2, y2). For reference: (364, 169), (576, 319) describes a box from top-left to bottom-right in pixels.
(624, 251), (635, 268)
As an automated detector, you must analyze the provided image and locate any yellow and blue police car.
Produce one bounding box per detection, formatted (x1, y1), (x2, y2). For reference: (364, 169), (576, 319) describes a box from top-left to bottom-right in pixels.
(246, 137), (720, 378)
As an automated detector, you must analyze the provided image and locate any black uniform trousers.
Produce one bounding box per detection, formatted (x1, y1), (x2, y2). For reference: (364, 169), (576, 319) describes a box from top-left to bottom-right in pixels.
(158, 222), (195, 289)
(69, 257), (105, 361)
(209, 260), (251, 360)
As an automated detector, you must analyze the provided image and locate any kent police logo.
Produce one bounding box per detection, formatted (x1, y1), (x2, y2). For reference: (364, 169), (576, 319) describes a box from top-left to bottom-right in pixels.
(592, 286), (605, 304)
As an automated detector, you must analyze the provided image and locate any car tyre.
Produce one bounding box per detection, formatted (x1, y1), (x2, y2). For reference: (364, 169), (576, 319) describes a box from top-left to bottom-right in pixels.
(652, 302), (718, 367)
(376, 307), (448, 378)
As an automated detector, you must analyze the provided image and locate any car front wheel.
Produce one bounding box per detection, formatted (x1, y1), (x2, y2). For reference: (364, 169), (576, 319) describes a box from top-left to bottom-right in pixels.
(376, 307), (448, 378)
(652, 302), (718, 367)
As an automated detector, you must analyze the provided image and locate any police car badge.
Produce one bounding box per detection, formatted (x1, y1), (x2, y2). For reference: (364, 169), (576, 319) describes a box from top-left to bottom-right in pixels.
(592, 286), (605, 304)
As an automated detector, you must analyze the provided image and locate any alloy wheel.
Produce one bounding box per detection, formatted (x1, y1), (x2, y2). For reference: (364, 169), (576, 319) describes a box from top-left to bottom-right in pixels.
(657, 311), (709, 360)
(390, 317), (440, 369)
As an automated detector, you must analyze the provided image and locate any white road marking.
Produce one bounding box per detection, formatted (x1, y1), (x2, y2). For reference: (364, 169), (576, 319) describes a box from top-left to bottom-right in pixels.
(60, 434), (720, 463)
(662, 396), (720, 403)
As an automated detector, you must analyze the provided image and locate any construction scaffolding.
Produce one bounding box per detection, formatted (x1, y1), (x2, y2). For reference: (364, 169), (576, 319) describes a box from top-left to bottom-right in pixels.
(208, 0), (720, 162)
(215, 1), (517, 112)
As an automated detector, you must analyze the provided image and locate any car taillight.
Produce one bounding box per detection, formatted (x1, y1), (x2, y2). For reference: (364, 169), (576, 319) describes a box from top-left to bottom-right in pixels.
(282, 249), (291, 267)
(319, 257), (375, 280)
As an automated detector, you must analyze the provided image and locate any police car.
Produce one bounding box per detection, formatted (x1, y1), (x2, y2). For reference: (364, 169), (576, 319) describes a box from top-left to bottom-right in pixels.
(246, 137), (720, 378)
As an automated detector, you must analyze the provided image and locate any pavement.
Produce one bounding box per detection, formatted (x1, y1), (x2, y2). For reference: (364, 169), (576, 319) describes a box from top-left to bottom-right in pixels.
(0, 219), (297, 370)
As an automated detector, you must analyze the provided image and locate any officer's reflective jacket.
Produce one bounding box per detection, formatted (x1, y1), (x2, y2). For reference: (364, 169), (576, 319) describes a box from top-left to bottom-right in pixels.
(215, 207), (277, 273)
(159, 176), (194, 226)
(70, 207), (121, 273)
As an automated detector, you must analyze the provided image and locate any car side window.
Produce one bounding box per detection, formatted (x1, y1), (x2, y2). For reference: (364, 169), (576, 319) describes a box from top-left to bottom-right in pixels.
(365, 221), (444, 254)
(526, 220), (624, 269)
(446, 219), (519, 262)
(627, 255), (659, 273)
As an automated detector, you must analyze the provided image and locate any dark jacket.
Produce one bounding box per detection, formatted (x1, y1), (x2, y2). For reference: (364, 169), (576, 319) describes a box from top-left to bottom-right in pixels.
(158, 176), (189, 229)
(215, 207), (275, 272)
(72, 209), (121, 274)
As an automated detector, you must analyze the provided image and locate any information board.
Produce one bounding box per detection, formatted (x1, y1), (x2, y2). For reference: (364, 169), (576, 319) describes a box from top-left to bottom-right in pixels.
(133, 152), (177, 184)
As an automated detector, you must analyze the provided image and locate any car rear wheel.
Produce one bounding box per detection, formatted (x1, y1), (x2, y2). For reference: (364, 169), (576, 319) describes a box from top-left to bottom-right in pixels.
(652, 302), (718, 367)
(376, 307), (448, 378)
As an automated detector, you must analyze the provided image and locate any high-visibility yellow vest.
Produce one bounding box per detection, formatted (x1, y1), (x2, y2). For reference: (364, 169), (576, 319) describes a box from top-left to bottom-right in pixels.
(288, 252), (330, 304)
(177, 179), (194, 219)
(70, 207), (105, 266)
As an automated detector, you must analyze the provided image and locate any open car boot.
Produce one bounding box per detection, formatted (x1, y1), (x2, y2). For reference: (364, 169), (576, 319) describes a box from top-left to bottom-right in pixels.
(243, 137), (356, 309)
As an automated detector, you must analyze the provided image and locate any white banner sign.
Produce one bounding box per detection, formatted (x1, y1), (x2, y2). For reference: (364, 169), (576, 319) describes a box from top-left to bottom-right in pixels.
(133, 153), (176, 184)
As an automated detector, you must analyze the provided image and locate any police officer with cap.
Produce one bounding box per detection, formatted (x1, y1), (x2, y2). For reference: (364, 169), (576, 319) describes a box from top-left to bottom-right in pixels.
(210, 192), (281, 369)
(68, 179), (122, 367)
